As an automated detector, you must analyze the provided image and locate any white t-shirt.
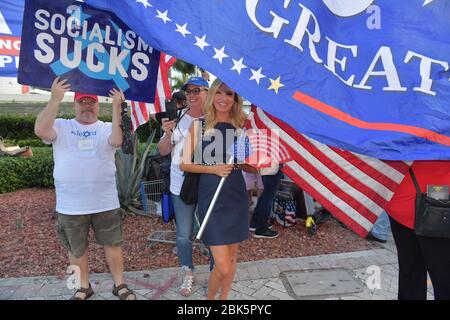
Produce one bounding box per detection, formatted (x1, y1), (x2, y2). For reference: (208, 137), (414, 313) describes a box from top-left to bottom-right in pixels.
(166, 113), (198, 195)
(50, 119), (120, 215)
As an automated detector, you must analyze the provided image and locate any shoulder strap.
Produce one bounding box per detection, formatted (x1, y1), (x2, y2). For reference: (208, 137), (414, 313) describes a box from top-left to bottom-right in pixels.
(176, 107), (190, 124)
(200, 118), (205, 137)
(191, 118), (205, 163)
(409, 166), (421, 194)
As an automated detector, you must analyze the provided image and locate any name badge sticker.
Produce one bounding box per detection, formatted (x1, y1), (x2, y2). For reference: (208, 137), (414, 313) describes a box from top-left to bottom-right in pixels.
(78, 139), (94, 151)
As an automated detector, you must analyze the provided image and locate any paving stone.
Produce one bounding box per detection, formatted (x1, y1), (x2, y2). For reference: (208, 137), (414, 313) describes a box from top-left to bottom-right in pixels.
(234, 293), (256, 300)
(248, 279), (269, 291)
(266, 265), (281, 278)
(94, 279), (116, 293)
(338, 295), (362, 300)
(36, 283), (65, 297)
(263, 294), (280, 300)
(268, 289), (293, 300)
(161, 290), (182, 300)
(0, 286), (18, 300)
(235, 268), (251, 281)
(10, 284), (44, 299)
(232, 283), (255, 296)
(252, 286), (272, 300)
(265, 281), (286, 293)
(98, 291), (114, 299)
(277, 264), (293, 272)
(236, 280), (251, 287)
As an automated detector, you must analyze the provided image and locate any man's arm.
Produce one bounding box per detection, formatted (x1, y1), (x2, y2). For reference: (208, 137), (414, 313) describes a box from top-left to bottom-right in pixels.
(34, 77), (70, 141)
(108, 88), (124, 148)
(157, 118), (176, 156)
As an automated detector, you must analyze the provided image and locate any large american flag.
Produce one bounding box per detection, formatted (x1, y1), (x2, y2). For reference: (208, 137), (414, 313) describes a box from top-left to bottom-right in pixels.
(129, 53), (176, 131)
(247, 106), (412, 238)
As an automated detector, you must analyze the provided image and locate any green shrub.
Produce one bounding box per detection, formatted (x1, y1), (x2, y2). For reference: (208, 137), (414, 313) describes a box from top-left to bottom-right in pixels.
(0, 114), (160, 143)
(0, 147), (54, 193)
(3, 138), (49, 148)
(0, 115), (37, 140)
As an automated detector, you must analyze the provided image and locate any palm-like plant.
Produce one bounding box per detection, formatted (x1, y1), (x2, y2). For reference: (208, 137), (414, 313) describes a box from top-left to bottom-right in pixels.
(171, 59), (197, 90)
(115, 129), (156, 215)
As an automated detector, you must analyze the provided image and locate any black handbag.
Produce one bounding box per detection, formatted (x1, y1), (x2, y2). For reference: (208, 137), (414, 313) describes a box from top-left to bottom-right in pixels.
(179, 172), (199, 205)
(179, 119), (205, 205)
(410, 168), (450, 239)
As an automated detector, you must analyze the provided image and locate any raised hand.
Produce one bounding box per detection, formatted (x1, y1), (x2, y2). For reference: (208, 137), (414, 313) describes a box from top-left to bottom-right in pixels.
(109, 88), (125, 108)
(161, 118), (176, 134)
(50, 77), (70, 102)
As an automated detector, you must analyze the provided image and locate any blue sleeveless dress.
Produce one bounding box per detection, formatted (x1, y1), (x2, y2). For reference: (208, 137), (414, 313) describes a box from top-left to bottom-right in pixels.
(197, 122), (249, 246)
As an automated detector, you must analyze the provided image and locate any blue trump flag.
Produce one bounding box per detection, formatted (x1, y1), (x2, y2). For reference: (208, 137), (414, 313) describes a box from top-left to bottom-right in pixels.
(88, 1), (449, 159)
(0, 0), (24, 77)
(17, 0), (160, 103)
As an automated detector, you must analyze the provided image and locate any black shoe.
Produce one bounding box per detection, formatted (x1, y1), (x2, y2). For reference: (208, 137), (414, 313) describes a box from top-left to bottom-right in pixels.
(249, 224), (273, 232)
(254, 229), (279, 239)
(366, 232), (387, 243)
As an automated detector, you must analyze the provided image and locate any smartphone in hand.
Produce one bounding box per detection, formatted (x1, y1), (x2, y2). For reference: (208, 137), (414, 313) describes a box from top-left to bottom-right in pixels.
(165, 99), (178, 121)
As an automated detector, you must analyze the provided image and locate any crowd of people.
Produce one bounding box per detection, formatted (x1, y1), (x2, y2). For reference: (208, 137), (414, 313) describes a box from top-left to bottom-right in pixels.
(35, 75), (450, 301)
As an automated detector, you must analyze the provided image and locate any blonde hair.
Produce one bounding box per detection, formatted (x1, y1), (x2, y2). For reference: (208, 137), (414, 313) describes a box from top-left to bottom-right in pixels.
(203, 79), (246, 132)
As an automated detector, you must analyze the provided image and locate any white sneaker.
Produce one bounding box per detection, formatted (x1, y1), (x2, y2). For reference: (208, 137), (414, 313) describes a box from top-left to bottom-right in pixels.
(180, 274), (194, 297)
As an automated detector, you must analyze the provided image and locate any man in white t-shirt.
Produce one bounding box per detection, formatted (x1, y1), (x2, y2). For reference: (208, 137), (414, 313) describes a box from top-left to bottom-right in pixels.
(157, 76), (209, 297)
(34, 77), (136, 300)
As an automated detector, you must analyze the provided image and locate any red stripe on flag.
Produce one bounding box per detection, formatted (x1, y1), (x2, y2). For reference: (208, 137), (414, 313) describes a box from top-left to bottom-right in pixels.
(382, 160), (411, 174)
(139, 101), (149, 123)
(328, 148), (399, 189)
(130, 101), (140, 130)
(159, 55), (172, 102)
(154, 90), (161, 114)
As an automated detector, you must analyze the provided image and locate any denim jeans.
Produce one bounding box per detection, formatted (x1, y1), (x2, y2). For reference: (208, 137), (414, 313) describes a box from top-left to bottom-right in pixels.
(250, 169), (283, 232)
(171, 193), (196, 271)
(371, 211), (390, 241)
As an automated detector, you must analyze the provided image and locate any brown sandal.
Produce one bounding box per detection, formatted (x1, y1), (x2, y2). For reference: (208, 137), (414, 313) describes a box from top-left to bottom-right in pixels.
(112, 283), (136, 300)
(70, 283), (94, 300)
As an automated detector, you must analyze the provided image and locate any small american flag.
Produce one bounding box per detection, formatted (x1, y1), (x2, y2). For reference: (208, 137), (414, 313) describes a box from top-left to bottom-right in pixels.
(230, 127), (291, 169)
(247, 106), (412, 238)
(129, 53), (176, 131)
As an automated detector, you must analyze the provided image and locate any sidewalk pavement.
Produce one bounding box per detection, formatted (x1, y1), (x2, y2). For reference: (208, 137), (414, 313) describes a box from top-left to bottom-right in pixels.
(0, 232), (435, 300)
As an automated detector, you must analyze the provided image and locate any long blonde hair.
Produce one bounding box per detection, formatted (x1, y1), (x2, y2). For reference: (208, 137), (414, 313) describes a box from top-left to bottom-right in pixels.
(203, 79), (246, 132)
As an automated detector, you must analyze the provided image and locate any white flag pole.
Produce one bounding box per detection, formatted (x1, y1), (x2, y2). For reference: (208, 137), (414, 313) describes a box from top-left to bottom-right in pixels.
(196, 155), (235, 240)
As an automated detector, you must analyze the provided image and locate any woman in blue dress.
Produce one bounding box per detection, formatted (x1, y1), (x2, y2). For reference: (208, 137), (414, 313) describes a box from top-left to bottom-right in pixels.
(180, 78), (255, 299)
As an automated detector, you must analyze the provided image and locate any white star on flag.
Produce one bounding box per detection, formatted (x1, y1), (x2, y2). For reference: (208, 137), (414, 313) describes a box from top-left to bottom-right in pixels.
(136, 0), (152, 8)
(156, 10), (172, 24)
(213, 46), (229, 64)
(231, 57), (247, 74)
(422, 0), (434, 5)
(194, 35), (210, 51)
(249, 67), (266, 85)
(175, 23), (191, 38)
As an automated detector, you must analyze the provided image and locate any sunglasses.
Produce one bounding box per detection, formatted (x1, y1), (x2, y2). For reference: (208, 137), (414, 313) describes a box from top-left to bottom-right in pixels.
(184, 88), (208, 95)
(77, 99), (96, 106)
